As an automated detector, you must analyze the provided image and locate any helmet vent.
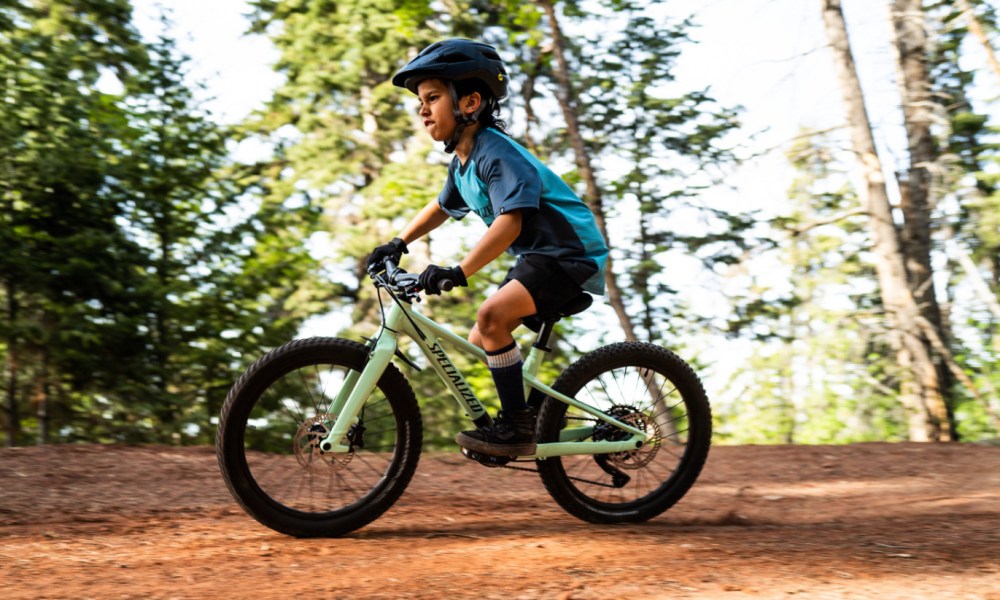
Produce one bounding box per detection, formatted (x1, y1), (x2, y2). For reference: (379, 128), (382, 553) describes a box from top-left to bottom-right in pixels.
(440, 52), (470, 63)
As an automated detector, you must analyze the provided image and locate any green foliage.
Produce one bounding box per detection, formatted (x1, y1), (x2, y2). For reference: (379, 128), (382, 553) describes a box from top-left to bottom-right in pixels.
(577, 13), (743, 343)
(0, 2), (322, 445)
(1, 0), (153, 444)
(478, 1), (744, 349)
(716, 133), (907, 444)
(241, 0), (455, 306)
(928, 0), (1000, 265)
(924, 0), (1000, 439)
(246, 0), (746, 445)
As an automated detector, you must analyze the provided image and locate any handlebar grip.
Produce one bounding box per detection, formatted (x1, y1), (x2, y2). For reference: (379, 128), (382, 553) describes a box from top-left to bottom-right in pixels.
(439, 279), (454, 292)
(382, 259), (399, 280)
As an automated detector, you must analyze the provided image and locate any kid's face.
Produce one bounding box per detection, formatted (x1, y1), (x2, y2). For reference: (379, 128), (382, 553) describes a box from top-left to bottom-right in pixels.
(416, 79), (456, 142)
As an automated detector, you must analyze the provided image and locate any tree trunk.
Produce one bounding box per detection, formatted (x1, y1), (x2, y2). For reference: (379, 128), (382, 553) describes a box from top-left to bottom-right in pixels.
(520, 46), (544, 157)
(4, 283), (19, 447)
(890, 0), (956, 432)
(821, 0), (953, 441)
(956, 0), (1000, 83)
(35, 346), (49, 445)
(538, 0), (682, 435)
(890, 0), (942, 329)
(537, 0), (637, 343)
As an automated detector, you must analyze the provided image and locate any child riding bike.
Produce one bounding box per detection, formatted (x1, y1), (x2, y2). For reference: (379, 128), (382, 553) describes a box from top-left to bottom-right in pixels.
(367, 38), (609, 457)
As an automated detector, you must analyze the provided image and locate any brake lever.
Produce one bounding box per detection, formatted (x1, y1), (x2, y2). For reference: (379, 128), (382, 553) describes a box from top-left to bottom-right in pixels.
(392, 273), (420, 301)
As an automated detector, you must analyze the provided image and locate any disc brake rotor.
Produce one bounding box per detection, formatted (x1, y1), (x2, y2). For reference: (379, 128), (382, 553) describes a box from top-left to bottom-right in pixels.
(293, 414), (354, 471)
(607, 410), (661, 470)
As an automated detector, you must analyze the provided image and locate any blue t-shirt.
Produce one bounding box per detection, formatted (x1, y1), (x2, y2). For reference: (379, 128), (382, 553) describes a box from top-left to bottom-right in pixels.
(437, 128), (609, 295)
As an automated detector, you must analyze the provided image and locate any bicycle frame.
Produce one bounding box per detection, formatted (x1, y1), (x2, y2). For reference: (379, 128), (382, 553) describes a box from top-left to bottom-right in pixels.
(318, 295), (648, 458)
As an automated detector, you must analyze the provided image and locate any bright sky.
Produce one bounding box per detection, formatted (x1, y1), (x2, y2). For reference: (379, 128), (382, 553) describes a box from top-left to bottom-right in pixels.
(129, 1), (916, 146)
(128, 0), (999, 216)
(132, 0), (281, 124)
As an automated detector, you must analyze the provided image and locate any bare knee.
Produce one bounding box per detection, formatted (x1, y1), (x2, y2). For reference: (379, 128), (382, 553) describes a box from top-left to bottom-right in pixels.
(474, 283), (533, 350)
(476, 302), (512, 339)
(468, 326), (483, 349)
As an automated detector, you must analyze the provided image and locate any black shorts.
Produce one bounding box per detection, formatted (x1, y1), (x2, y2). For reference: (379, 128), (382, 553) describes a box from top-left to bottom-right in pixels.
(501, 254), (586, 328)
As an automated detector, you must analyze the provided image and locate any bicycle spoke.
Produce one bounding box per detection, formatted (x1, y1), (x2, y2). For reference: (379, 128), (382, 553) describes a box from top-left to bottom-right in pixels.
(225, 340), (418, 532)
(536, 343), (710, 524)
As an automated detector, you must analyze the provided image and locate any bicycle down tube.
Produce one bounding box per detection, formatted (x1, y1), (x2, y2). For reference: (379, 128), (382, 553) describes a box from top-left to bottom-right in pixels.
(319, 298), (648, 457)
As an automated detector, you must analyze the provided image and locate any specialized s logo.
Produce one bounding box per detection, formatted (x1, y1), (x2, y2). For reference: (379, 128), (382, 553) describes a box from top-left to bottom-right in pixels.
(428, 342), (485, 415)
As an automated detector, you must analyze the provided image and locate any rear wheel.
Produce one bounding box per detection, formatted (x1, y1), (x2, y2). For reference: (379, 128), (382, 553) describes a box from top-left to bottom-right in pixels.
(536, 342), (711, 523)
(216, 337), (422, 537)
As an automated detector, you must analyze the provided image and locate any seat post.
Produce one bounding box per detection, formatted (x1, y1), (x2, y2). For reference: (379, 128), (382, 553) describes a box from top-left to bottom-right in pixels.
(533, 319), (557, 352)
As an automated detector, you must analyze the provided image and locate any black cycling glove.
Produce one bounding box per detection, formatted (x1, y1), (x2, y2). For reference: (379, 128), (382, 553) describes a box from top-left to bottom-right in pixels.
(418, 264), (467, 295)
(366, 237), (408, 271)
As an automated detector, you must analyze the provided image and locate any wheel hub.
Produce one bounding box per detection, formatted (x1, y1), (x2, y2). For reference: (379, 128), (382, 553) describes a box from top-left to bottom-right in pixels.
(593, 405), (661, 470)
(294, 414), (354, 471)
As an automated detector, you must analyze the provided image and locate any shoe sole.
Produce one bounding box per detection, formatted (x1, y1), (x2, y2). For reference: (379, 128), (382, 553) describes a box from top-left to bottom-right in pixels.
(455, 432), (536, 457)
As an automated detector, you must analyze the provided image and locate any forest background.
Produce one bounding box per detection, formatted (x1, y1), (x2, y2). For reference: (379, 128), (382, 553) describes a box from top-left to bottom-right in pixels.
(2, 0), (998, 448)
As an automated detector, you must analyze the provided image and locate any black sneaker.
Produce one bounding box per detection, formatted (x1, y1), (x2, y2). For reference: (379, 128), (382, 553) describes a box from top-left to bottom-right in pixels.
(456, 407), (537, 457)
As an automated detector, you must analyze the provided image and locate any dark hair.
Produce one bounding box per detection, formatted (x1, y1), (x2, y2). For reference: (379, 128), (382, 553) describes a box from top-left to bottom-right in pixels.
(453, 78), (510, 135)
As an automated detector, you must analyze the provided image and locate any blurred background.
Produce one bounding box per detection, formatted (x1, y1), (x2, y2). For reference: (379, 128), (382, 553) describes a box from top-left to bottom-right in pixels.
(2, 0), (998, 448)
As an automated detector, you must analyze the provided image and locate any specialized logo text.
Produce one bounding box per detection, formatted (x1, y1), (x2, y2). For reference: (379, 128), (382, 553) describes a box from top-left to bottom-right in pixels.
(428, 342), (485, 415)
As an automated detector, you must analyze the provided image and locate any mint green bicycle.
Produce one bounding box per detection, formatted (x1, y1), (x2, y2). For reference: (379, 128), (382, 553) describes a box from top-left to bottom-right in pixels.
(216, 259), (711, 537)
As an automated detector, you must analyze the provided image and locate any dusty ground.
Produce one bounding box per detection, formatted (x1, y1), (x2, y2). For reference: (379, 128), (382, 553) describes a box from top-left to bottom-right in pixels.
(1, 442), (998, 599)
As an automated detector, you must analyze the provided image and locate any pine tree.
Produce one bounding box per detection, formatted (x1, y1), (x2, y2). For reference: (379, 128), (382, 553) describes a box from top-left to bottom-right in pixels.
(483, 0), (742, 346)
(0, 0), (151, 445)
(719, 134), (904, 444)
(821, 0), (953, 441)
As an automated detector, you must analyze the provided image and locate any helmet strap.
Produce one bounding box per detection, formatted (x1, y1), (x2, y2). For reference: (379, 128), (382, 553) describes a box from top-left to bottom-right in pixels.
(443, 81), (485, 154)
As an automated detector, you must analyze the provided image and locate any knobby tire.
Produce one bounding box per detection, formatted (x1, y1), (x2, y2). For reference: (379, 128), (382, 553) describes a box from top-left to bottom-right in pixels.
(216, 337), (422, 537)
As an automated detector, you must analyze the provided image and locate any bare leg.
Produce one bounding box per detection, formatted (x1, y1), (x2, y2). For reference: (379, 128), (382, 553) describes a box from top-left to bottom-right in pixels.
(456, 280), (540, 455)
(470, 280), (535, 352)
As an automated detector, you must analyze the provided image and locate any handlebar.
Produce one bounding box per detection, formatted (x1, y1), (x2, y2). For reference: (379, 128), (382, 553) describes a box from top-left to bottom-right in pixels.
(382, 259), (417, 287)
(370, 258), (453, 298)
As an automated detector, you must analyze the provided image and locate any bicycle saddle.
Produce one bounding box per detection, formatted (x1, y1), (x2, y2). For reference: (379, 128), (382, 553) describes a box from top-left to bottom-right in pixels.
(523, 293), (593, 333)
(554, 293), (593, 319)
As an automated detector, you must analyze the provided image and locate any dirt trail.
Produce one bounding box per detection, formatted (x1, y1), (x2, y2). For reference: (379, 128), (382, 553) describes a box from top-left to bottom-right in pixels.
(2, 442), (999, 599)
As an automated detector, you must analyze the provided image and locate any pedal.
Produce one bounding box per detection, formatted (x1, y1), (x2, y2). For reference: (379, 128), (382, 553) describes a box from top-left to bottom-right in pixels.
(460, 447), (512, 468)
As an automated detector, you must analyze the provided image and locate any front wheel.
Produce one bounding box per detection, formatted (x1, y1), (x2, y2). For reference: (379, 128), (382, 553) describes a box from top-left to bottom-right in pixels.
(216, 337), (422, 537)
(536, 342), (711, 523)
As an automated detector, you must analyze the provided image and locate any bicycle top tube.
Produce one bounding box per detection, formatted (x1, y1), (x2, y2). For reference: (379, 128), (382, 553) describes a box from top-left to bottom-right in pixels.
(369, 257), (553, 373)
(365, 256), (647, 443)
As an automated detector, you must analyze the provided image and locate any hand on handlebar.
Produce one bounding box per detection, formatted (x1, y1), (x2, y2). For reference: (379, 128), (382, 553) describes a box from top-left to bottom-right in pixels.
(366, 238), (408, 273)
(418, 264), (467, 295)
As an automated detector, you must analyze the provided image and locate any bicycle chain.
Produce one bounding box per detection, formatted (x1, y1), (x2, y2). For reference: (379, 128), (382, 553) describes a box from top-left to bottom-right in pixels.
(497, 462), (621, 488)
(496, 416), (620, 489)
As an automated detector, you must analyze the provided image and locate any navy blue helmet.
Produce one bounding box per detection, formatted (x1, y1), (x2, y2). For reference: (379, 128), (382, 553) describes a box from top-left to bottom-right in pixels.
(392, 39), (508, 100)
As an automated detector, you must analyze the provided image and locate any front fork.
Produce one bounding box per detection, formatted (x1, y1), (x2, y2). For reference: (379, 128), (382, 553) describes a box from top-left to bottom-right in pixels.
(318, 330), (397, 453)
